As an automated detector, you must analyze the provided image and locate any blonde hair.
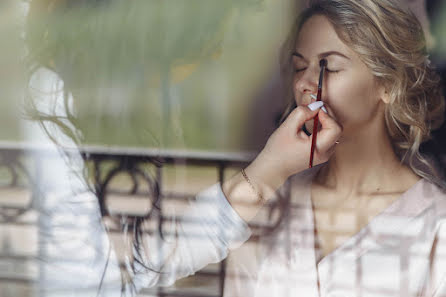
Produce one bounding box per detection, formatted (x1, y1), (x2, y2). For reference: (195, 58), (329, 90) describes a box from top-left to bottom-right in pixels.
(280, 0), (445, 186)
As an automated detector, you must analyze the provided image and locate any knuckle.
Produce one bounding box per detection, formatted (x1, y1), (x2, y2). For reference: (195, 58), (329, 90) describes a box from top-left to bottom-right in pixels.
(294, 106), (308, 118)
(334, 125), (343, 135)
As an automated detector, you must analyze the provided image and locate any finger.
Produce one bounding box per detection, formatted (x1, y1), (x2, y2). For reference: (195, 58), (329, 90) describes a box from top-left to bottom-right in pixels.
(321, 102), (335, 118)
(283, 102), (325, 131)
(296, 129), (309, 140)
(318, 105), (338, 129)
(325, 142), (337, 157)
(316, 108), (342, 150)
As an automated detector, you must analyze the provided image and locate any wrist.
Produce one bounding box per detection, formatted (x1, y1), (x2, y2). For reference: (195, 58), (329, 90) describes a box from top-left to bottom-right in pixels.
(244, 153), (289, 198)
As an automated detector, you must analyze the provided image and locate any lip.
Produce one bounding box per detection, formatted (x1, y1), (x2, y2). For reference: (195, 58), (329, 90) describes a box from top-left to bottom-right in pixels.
(300, 94), (319, 107)
(303, 94), (317, 106)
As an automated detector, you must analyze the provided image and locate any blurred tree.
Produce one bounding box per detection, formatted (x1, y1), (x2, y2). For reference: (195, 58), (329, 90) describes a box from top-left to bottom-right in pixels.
(25, 0), (264, 148)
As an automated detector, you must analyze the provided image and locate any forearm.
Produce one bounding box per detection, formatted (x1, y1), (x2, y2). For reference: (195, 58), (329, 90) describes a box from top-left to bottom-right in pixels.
(132, 183), (252, 289)
(222, 152), (291, 222)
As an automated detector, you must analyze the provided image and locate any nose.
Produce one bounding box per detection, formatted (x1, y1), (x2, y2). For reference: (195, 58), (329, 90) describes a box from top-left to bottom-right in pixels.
(295, 66), (319, 96)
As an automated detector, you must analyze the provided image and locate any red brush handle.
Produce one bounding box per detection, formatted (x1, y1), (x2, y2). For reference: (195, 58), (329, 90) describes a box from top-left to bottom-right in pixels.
(309, 91), (321, 168)
(309, 59), (326, 168)
(309, 114), (319, 168)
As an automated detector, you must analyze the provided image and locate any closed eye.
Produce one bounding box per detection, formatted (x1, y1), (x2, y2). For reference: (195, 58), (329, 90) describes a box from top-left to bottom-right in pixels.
(294, 68), (340, 74)
(326, 68), (340, 73)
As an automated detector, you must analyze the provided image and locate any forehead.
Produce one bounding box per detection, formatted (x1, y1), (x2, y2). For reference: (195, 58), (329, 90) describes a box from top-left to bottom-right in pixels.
(295, 15), (353, 58)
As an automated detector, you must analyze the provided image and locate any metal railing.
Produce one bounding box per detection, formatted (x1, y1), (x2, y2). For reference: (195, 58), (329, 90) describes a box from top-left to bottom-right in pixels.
(0, 142), (280, 297)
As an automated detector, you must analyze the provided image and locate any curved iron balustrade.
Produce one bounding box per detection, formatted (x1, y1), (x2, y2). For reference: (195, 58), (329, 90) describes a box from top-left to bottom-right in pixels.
(0, 142), (287, 297)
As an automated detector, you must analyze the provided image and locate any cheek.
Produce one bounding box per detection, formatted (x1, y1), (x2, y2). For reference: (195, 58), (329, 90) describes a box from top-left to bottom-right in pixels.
(292, 76), (303, 105)
(324, 76), (380, 124)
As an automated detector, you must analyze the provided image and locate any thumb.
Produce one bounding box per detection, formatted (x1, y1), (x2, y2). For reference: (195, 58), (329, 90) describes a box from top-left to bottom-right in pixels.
(316, 108), (342, 151)
(284, 101), (325, 130)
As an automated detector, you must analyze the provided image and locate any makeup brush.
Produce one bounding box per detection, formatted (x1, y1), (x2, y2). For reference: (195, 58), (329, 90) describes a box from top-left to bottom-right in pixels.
(309, 59), (327, 168)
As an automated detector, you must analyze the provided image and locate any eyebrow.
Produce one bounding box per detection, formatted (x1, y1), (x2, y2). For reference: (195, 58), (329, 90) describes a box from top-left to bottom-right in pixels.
(291, 51), (350, 61)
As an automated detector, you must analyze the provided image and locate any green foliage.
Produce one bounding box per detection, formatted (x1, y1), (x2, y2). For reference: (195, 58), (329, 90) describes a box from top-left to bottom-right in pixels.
(22, 0), (295, 151)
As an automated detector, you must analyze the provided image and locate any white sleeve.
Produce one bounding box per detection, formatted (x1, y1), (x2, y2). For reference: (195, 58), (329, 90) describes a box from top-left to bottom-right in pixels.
(26, 67), (252, 294)
(131, 183), (252, 291)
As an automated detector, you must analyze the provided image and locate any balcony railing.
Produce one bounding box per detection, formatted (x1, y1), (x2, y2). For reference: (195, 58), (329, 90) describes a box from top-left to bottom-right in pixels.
(0, 142), (284, 297)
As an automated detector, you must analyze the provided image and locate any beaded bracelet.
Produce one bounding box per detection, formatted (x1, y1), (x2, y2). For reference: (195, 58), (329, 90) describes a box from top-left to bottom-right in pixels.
(241, 168), (265, 204)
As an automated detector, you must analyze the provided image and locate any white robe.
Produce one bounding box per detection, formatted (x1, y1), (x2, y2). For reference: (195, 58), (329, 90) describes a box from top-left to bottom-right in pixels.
(224, 165), (446, 297)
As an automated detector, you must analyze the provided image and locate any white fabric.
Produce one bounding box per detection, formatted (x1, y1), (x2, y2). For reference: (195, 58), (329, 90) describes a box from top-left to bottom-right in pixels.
(24, 67), (251, 296)
(130, 182), (252, 291)
(224, 165), (446, 297)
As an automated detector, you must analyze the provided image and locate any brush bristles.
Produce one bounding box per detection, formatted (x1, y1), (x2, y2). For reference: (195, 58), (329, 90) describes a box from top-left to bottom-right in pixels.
(319, 59), (327, 68)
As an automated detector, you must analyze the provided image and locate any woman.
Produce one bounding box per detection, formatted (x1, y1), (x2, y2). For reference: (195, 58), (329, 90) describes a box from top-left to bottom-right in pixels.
(217, 0), (446, 296)
(133, 0), (446, 296)
(24, 0), (446, 296)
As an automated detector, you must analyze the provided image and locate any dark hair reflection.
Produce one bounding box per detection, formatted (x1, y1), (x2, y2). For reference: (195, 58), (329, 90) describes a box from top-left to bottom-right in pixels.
(22, 0), (446, 296)
(24, 0), (263, 295)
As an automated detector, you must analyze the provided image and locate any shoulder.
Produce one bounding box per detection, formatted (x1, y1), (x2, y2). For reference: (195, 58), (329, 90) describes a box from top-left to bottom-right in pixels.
(426, 180), (446, 296)
(25, 67), (81, 147)
(28, 67), (72, 117)
(421, 179), (446, 218)
(29, 67), (65, 97)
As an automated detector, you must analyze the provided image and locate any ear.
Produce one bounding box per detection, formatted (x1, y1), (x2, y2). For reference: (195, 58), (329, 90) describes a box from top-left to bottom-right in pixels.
(378, 84), (391, 104)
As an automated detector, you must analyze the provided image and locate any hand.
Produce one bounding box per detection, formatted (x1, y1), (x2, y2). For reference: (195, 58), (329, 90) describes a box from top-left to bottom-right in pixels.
(246, 101), (342, 191)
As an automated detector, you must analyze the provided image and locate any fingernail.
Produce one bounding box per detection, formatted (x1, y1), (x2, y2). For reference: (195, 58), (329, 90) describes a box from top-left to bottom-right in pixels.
(321, 106), (328, 113)
(310, 94), (317, 100)
(308, 101), (324, 111)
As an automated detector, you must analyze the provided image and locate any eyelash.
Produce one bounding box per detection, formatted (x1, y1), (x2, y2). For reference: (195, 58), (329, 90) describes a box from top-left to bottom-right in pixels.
(294, 68), (340, 74)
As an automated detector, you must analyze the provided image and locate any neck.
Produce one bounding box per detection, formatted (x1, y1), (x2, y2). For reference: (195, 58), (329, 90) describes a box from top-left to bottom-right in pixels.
(315, 117), (419, 196)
